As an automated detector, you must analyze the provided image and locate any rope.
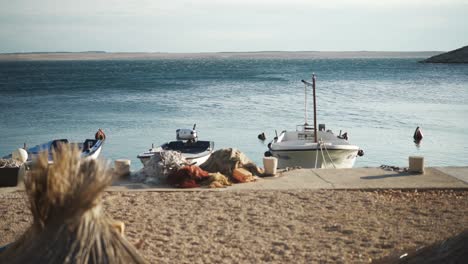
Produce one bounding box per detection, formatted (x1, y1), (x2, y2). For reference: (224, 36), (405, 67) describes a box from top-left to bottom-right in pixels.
(322, 143), (337, 169)
(319, 141), (327, 168)
(0, 159), (22, 168)
(314, 142), (319, 169)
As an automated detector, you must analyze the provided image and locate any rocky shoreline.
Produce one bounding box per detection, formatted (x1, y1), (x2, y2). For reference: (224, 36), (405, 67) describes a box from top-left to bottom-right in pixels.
(422, 45), (468, 63)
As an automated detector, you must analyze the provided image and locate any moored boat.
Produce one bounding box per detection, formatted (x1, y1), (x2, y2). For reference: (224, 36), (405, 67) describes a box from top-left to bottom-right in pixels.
(137, 124), (214, 167)
(265, 75), (363, 169)
(2, 129), (106, 164)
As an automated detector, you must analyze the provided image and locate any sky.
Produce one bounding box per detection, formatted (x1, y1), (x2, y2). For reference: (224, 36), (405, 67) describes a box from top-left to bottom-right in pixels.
(0, 0), (467, 53)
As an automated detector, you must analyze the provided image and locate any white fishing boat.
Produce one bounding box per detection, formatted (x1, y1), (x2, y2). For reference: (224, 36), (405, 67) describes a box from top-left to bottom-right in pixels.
(265, 75), (363, 169)
(137, 124), (214, 167)
(3, 129), (106, 164)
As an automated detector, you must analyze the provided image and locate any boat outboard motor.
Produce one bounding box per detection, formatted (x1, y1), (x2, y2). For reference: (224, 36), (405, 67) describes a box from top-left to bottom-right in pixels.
(176, 128), (198, 142)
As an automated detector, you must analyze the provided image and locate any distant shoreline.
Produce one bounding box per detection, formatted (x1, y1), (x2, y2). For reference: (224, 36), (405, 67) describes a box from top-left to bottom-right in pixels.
(0, 51), (442, 61)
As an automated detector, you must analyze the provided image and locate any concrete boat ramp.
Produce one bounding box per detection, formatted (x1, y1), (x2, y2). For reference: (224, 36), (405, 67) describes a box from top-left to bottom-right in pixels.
(108, 166), (468, 192)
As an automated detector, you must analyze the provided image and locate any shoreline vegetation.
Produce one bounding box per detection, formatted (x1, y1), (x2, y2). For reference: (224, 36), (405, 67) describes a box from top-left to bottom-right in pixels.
(0, 51), (442, 61)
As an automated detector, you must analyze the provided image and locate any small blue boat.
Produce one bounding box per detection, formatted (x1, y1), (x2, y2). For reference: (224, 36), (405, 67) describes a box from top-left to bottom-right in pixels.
(2, 130), (106, 164)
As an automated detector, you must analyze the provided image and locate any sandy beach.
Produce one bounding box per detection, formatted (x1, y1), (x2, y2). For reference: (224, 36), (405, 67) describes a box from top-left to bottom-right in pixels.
(1, 189), (466, 263)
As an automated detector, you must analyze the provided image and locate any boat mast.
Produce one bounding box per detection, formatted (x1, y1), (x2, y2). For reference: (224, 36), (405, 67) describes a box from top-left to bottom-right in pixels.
(312, 74), (317, 143)
(304, 79), (308, 125)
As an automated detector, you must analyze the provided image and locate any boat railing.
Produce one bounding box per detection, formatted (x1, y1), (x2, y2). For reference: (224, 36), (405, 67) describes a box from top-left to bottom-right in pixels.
(297, 133), (316, 141)
(296, 124), (315, 132)
(295, 124), (315, 141)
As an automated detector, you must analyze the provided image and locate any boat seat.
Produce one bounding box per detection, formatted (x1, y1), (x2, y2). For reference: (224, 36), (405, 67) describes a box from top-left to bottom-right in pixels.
(165, 141), (212, 154)
(83, 139), (97, 151)
(51, 139), (69, 150)
(167, 141), (185, 150)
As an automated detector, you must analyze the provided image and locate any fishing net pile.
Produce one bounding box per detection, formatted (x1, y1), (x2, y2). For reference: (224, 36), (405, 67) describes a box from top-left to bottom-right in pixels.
(131, 148), (261, 188)
(167, 165), (210, 188)
(0, 145), (146, 264)
(200, 148), (264, 182)
(0, 158), (22, 168)
(131, 151), (188, 185)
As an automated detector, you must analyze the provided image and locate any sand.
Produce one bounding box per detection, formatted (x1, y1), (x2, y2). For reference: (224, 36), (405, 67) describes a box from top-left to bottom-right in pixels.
(0, 189), (466, 263)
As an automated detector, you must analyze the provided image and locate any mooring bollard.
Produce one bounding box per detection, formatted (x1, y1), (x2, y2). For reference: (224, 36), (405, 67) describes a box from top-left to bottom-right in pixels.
(263, 156), (278, 176)
(409, 156), (424, 174)
(114, 159), (131, 179)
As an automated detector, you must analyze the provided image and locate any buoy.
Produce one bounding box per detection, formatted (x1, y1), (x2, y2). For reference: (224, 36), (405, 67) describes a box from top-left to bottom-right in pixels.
(413, 126), (423, 142)
(258, 132), (266, 141)
(12, 148), (28, 163)
(357, 149), (364, 157)
(95, 128), (106, 140)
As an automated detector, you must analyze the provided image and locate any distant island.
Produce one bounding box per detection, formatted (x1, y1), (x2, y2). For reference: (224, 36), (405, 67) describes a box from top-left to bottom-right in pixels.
(422, 46), (468, 63)
(0, 51), (442, 61)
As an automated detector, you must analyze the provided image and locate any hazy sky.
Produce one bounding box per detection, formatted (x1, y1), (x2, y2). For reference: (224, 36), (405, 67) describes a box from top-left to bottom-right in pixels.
(1, 0), (467, 52)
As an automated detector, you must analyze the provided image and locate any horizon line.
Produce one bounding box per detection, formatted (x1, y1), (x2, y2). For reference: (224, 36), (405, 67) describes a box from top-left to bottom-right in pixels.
(0, 50), (445, 55)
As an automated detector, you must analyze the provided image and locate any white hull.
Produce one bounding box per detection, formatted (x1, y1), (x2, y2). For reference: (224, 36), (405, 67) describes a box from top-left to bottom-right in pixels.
(138, 137), (214, 167)
(268, 129), (360, 169)
(271, 148), (358, 169)
(139, 152), (211, 167)
(84, 145), (102, 160)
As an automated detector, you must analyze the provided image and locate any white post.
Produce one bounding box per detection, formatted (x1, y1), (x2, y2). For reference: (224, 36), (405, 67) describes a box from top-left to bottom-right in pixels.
(409, 156), (424, 174)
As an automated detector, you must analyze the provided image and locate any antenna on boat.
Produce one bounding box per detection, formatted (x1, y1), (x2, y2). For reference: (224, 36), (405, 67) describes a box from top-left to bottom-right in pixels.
(301, 74), (318, 143)
(312, 73), (317, 143)
(304, 79), (308, 125)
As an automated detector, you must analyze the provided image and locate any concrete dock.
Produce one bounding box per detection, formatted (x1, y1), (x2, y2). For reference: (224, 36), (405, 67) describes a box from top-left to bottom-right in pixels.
(108, 166), (468, 191)
(228, 167), (468, 191)
(1, 166), (467, 193)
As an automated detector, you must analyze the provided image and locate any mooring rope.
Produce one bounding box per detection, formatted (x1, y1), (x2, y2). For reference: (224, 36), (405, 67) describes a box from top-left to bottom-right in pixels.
(319, 141), (327, 168)
(314, 142), (319, 169)
(322, 143), (337, 169)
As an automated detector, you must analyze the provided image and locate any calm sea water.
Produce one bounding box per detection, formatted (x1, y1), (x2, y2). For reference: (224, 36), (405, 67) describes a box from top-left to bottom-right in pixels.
(1, 58), (467, 169)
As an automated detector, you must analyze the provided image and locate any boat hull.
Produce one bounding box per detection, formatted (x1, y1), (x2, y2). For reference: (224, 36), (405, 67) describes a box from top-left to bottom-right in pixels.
(138, 152), (211, 167)
(138, 140), (214, 167)
(270, 148), (358, 169)
(3, 139), (104, 164)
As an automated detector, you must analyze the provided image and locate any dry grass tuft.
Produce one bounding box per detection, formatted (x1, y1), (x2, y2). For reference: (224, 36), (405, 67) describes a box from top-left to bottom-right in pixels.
(0, 144), (146, 264)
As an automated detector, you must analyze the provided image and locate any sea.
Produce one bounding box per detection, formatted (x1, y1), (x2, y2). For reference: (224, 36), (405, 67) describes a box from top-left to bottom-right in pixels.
(1, 56), (467, 169)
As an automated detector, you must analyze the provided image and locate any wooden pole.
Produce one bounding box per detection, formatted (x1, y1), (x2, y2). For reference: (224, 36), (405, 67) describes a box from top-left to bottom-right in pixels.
(313, 74), (317, 143)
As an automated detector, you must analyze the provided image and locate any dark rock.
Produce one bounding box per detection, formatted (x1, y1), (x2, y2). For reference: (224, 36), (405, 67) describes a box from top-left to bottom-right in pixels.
(374, 230), (468, 263)
(421, 45), (468, 63)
